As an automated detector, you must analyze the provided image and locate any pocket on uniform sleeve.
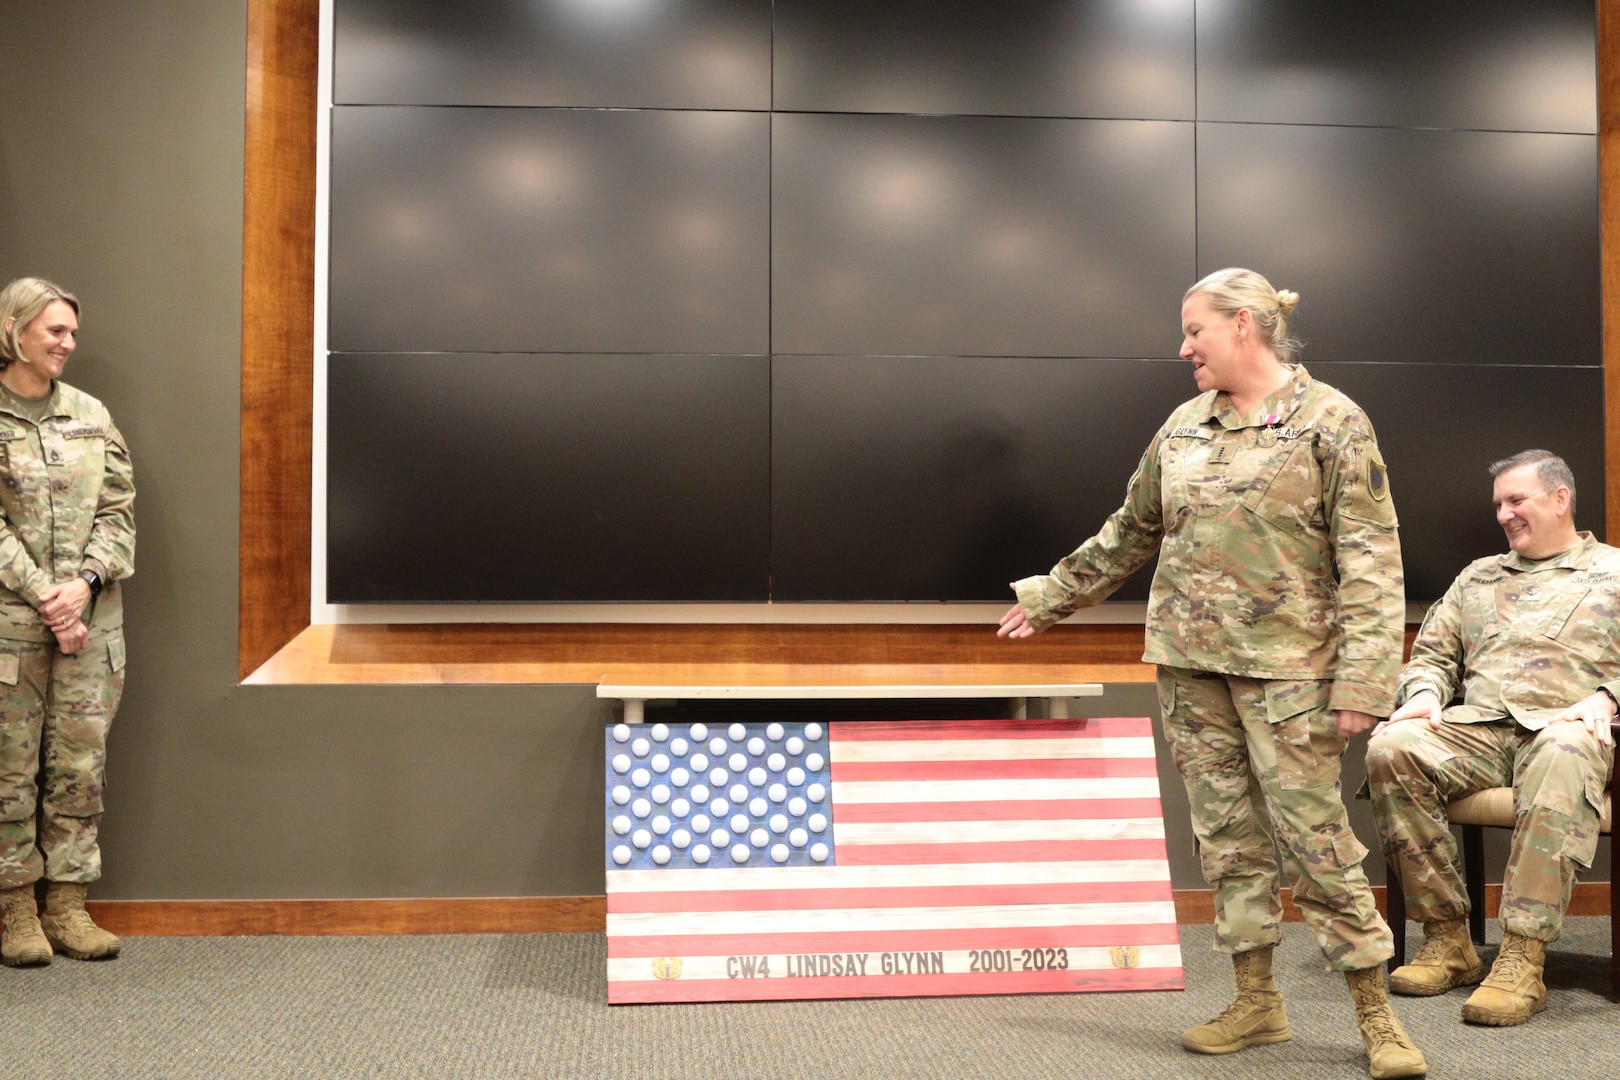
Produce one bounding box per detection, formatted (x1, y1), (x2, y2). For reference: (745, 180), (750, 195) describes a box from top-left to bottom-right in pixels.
(0, 652), (16, 686)
(107, 634), (125, 673)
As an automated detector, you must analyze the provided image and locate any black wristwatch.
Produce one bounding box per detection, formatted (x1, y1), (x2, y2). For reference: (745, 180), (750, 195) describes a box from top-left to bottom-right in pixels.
(78, 568), (102, 599)
(1600, 686), (1619, 718)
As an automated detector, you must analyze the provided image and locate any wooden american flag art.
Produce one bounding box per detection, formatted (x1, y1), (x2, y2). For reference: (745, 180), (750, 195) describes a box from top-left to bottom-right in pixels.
(603, 716), (1183, 1003)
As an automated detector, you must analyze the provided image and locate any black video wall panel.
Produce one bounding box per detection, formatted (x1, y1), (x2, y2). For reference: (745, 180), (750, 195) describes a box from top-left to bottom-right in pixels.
(771, 114), (1194, 359)
(1309, 362), (1605, 602)
(1197, 124), (1599, 367)
(772, 0), (1194, 119)
(329, 106), (770, 355)
(1196, 0), (1597, 133)
(334, 0), (772, 109)
(772, 357), (1193, 601)
(326, 0), (1601, 604)
(327, 354), (770, 602)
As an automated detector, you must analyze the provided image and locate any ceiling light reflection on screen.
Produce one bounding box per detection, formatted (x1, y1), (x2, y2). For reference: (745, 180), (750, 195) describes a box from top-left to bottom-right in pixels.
(550, 0), (666, 31)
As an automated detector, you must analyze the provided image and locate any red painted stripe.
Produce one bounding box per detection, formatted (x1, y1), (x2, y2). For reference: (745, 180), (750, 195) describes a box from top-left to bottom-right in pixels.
(831, 757), (1159, 782)
(834, 838), (1169, 865)
(608, 921), (1182, 959)
(608, 966), (1184, 1003)
(831, 797), (1165, 823)
(828, 718), (1154, 742)
(607, 878), (1173, 915)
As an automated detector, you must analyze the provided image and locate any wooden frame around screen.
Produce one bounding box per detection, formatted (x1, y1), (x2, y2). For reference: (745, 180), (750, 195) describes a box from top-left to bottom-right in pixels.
(240, 0), (1620, 684)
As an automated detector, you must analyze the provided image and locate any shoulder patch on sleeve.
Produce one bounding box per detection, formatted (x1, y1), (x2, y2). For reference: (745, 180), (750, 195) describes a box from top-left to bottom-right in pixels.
(1367, 451), (1389, 502)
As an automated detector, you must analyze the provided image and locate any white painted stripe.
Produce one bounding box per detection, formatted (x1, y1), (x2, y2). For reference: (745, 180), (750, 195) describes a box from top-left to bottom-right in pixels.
(606, 901), (1178, 937)
(607, 944), (1184, 983)
(833, 818), (1165, 846)
(832, 777), (1163, 803)
(830, 736), (1156, 763)
(607, 859), (1171, 894)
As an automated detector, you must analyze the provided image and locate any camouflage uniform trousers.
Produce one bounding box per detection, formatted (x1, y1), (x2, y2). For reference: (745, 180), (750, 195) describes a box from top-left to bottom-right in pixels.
(0, 629), (125, 889)
(1158, 665), (1392, 971)
(1366, 718), (1613, 943)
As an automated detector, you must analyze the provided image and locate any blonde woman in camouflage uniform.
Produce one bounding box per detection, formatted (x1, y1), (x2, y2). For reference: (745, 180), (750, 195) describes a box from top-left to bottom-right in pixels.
(999, 268), (1422, 1079)
(0, 278), (135, 968)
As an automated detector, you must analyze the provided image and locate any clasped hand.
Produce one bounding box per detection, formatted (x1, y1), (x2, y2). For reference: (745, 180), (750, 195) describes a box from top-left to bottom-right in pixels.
(37, 578), (92, 655)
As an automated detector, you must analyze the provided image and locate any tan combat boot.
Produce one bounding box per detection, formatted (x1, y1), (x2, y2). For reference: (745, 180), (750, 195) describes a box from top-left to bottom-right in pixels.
(1, 884), (52, 967)
(1388, 918), (1485, 996)
(40, 881), (121, 960)
(1346, 965), (1427, 1079)
(1181, 946), (1291, 1054)
(1461, 932), (1546, 1026)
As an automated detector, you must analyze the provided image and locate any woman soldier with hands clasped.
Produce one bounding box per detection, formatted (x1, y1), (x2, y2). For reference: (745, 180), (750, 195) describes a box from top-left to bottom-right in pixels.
(0, 277), (135, 968)
(999, 269), (1423, 1080)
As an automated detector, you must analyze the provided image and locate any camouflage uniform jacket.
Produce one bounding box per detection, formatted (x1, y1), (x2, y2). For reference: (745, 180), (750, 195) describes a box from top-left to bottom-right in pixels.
(1395, 533), (1620, 731)
(1015, 364), (1404, 716)
(0, 380), (135, 642)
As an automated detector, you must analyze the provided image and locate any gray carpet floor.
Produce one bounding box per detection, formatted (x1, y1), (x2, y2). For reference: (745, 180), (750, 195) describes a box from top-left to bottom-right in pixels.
(1, 920), (1617, 1079)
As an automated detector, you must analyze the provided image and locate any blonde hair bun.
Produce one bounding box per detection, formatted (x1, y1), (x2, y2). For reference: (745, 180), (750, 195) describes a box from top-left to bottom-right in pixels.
(1274, 289), (1300, 316)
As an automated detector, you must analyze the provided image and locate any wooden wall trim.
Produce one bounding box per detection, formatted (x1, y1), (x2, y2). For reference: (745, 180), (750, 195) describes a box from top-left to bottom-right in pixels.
(1603, 0), (1620, 544)
(240, 0), (319, 680)
(87, 896), (606, 937)
(244, 621), (1158, 685)
(87, 886), (1611, 936)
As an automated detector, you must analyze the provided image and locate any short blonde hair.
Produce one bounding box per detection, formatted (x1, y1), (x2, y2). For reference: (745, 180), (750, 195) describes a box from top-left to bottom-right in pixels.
(1185, 267), (1301, 363)
(0, 277), (80, 371)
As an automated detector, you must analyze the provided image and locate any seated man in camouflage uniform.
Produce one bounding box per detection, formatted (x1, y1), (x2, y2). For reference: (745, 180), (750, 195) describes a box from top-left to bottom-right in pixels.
(1366, 449), (1618, 1026)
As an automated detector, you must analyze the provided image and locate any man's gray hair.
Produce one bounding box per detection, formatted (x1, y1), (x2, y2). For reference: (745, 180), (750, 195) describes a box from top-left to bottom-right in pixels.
(1489, 449), (1576, 515)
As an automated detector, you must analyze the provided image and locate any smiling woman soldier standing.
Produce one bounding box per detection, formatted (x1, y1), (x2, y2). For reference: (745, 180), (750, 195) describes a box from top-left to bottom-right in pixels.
(998, 268), (1423, 1080)
(0, 277), (135, 968)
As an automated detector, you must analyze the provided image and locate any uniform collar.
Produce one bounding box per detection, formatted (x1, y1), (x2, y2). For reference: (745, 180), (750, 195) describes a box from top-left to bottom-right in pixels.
(1199, 363), (1312, 431)
(0, 379), (63, 424)
(1503, 531), (1595, 573)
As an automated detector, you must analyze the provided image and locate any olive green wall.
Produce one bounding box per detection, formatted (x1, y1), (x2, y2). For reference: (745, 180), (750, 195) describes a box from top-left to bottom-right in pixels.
(0, 1), (1590, 903)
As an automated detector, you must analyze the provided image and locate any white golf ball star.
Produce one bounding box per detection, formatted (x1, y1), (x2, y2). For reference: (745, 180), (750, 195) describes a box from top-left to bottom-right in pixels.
(612, 724), (630, 743)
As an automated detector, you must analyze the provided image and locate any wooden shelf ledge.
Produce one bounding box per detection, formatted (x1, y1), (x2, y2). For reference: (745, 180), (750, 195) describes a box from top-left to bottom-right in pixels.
(243, 622), (1157, 687)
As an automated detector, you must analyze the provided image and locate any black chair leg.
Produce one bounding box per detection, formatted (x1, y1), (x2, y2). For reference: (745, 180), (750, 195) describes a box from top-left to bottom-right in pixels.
(1463, 824), (1487, 946)
(1386, 862), (1407, 972)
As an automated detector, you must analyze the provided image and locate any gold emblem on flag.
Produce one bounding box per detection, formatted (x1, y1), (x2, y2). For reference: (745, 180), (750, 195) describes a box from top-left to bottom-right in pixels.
(1109, 946), (1140, 969)
(651, 957), (684, 980)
